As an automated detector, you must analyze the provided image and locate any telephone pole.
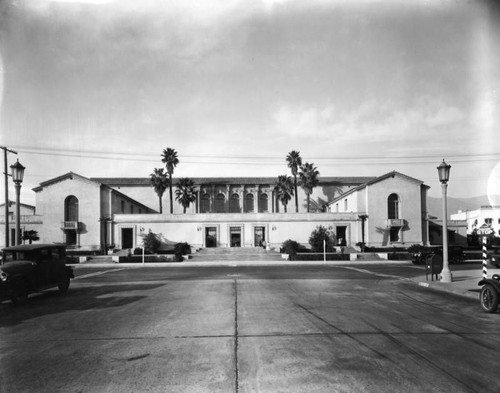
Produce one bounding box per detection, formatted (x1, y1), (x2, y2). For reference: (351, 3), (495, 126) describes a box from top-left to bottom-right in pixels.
(1, 146), (18, 247)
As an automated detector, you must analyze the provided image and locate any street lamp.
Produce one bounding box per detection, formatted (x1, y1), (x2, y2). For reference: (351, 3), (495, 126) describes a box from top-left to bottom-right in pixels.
(10, 159), (25, 246)
(437, 159), (452, 282)
(358, 214), (368, 253)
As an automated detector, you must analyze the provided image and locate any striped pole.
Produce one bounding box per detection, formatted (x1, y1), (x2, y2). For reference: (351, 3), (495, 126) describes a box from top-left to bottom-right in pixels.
(482, 236), (488, 279)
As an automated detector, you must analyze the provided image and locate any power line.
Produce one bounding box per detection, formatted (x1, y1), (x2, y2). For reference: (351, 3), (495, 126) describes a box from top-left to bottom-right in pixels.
(11, 145), (500, 165)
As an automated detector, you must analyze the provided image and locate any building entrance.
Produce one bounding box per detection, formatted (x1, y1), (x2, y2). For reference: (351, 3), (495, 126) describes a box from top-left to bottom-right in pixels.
(121, 228), (133, 249)
(336, 226), (347, 246)
(230, 227), (242, 247)
(205, 227), (217, 248)
(254, 226), (265, 247)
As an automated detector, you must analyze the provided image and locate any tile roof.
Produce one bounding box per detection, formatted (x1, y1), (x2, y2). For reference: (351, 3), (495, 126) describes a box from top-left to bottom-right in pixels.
(90, 176), (376, 187)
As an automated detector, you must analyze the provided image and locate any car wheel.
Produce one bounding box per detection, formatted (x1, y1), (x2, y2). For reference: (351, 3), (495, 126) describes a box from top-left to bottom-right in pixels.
(58, 277), (70, 294)
(480, 284), (499, 313)
(10, 280), (29, 305)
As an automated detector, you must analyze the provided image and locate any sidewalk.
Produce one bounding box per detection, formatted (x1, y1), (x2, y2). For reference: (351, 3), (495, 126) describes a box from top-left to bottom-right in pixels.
(411, 265), (500, 300)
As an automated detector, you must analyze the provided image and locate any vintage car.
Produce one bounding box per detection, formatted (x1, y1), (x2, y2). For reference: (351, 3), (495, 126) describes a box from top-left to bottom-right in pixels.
(488, 247), (500, 268)
(479, 274), (500, 313)
(0, 244), (74, 305)
(411, 245), (464, 265)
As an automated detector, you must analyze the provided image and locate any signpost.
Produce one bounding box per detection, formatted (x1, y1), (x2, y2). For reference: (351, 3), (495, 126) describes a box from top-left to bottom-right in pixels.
(477, 224), (494, 279)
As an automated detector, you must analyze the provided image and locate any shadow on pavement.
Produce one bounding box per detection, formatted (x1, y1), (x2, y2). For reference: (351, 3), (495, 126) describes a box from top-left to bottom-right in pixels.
(0, 282), (166, 327)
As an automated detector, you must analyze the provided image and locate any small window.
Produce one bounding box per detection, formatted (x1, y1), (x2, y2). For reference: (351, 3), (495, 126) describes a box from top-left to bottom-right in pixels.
(485, 218), (493, 224)
(121, 201), (125, 213)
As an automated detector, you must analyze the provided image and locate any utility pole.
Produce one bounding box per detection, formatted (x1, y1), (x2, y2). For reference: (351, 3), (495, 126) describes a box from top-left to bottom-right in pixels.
(1, 146), (18, 247)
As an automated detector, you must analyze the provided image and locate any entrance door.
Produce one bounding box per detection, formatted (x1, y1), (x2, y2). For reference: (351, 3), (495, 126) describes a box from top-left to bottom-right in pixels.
(205, 227), (217, 248)
(230, 227), (241, 247)
(254, 226), (265, 247)
(336, 226), (347, 246)
(66, 230), (77, 246)
(121, 228), (134, 249)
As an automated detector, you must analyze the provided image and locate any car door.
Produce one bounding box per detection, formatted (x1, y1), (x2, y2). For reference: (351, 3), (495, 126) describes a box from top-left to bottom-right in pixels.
(35, 249), (52, 286)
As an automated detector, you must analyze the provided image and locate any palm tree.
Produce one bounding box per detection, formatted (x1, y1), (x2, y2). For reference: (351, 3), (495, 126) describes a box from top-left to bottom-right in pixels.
(22, 230), (39, 245)
(175, 177), (197, 213)
(150, 168), (169, 213)
(299, 162), (320, 213)
(286, 150), (302, 212)
(161, 148), (179, 214)
(274, 175), (294, 213)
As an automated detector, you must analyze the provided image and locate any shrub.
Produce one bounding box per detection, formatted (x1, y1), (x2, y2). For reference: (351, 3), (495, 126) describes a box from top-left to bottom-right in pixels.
(143, 231), (161, 254)
(281, 239), (305, 260)
(309, 226), (335, 252)
(407, 244), (424, 254)
(174, 242), (191, 256)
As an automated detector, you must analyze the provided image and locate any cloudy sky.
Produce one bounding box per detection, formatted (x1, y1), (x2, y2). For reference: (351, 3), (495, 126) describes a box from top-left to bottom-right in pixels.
(0, 0), (499, 206)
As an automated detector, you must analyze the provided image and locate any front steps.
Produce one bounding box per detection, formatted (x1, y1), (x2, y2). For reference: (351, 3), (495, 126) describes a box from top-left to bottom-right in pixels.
(190, 247), (283, 262)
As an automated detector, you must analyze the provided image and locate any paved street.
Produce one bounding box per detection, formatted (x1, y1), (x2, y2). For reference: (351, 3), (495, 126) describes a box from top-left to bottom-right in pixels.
(1, 263), (499, 393)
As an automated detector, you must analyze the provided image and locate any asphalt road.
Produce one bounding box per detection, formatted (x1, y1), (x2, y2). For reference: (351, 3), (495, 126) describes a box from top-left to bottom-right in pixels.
(1, 263), (499, 393)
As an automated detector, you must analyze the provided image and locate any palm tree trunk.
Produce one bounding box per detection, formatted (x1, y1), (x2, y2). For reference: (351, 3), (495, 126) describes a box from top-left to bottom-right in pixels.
(294, 175), (298, 212)
(169, 173), (173, 214)
(306, 193), (310, 213)
(159, 197), (163, 214)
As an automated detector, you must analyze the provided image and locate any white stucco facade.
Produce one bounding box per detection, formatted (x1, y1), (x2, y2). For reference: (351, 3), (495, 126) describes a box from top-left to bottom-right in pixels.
(328, 172), (429, 247)
(451, 206), (500, 236)
(21, 170), (431, 252)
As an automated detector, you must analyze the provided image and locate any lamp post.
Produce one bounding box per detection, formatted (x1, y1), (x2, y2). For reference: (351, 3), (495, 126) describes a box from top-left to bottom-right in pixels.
(358, 214), (368, 253)
(437, 159), (452, 282)
(10, 159), (25, 246)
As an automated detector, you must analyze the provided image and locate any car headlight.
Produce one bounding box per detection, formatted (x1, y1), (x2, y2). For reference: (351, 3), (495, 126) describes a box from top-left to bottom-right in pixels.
(0, 272), (7, 282)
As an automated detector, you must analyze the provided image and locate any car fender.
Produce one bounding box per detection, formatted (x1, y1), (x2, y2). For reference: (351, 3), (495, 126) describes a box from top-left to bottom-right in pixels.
(478, 278), (500, 293)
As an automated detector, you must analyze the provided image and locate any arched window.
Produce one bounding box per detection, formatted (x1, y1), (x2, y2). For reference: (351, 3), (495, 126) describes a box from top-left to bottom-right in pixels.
(64, 196), (79, 222)
(229, 193), (241, 213)
(201, 194), (210, 213)
(388, 194), (399, 219)
(259, 194), (269, 212)
(215, 193), (226, 213)
(245, 194), (254, 213)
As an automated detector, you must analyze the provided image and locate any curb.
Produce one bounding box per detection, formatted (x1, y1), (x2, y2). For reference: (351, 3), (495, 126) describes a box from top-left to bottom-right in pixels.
(414, 280), (480, 300)
(69, 260), (414, 268)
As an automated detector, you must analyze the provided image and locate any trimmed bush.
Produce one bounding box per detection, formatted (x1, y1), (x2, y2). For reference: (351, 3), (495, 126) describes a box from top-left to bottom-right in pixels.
(174, 242), (191, 256)
(143, 231), (161, 254)
(281, 239), (307, 260)
(309, 225), (335, 252)
(295, 253), (350, 261)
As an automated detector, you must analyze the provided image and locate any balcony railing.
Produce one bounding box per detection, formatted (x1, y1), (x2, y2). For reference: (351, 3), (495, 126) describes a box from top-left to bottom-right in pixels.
(61, 221), (81, 231)
(386, 218), (405, 227)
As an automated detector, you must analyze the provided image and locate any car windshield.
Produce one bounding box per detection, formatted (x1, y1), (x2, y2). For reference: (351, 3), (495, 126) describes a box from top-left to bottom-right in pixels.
(2, 251), (35, 263)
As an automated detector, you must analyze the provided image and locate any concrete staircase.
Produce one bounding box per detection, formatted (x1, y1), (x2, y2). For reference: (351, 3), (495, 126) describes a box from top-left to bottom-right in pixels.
(356, 252), (383, 261)
(190, 247), (283, 262)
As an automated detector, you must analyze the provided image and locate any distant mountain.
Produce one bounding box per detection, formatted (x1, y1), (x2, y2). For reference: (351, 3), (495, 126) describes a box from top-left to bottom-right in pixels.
(427, 195), (500, 220)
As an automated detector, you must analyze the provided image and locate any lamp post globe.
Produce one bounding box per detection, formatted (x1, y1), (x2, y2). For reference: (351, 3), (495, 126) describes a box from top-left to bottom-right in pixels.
(437, 159), (452, 283)
(10, 159), (25, 245)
